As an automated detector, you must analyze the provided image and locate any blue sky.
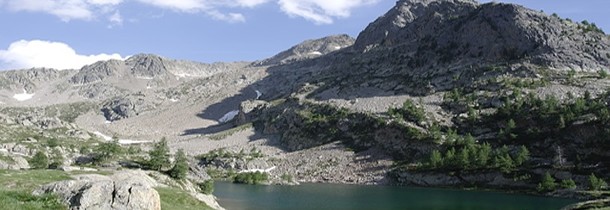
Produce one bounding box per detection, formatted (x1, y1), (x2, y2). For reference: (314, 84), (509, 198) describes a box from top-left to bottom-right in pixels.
(0, 0), (608, 70)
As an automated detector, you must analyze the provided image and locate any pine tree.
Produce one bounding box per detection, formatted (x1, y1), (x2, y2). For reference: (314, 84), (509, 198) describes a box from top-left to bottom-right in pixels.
(476, 142), (492, 168)
(429, 150), (443, 168)
(169, 149), (188, 180)
(148, 137), (170, 171)
(589, 173), (608, 191)
(514, 145), (530, 166)
(537, 172), (557, 192)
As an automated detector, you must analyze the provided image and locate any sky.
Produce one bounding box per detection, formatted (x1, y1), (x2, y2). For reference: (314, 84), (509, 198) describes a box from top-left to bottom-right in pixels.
(0, 0), (608, 71)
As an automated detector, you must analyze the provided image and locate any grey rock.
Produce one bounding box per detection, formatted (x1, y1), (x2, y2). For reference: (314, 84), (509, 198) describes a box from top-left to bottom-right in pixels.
(34, 170), (161, 210)
(101, 95), (157, 121)
(254, 34), (355, 66)
(0, 151), (30, 170)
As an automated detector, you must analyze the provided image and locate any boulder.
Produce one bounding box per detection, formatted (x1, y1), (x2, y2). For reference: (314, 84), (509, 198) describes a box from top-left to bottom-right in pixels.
(0, 151), (30, 170)
(34, 170), (161, 210)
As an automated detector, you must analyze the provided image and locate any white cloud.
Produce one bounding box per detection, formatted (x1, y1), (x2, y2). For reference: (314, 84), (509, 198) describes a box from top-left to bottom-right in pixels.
(2, 0), (123, 22)
(108, 10), (123, 25)
(278, 0), (379, 24)
(0, 40), (124, 70)
(0, 0), (380, 24)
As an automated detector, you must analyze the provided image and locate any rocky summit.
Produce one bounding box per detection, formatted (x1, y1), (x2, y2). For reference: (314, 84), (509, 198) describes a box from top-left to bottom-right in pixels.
(0, 0), (609, 209)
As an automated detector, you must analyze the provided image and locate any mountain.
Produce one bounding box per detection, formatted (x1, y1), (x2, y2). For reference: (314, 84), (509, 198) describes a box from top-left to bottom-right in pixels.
(0, 0), (609, 208)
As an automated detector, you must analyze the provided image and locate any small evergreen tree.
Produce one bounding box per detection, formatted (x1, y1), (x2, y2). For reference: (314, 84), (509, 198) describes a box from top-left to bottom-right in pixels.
(429, 150), (443, 168)
(94, 139), (122, 164)
(560, 179), (577, 189)
(537, 172), (557, 192)
(169, 149), (188, 180)
(29, 151), (49, 169)
(148, 137), (170, 171)
(476, 142), (492, 167)
(514, 145), (530, 166)
(589, 173), (608, 191)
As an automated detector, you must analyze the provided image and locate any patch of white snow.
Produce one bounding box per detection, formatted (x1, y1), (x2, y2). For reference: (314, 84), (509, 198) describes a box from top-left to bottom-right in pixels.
(13, 89), (34, 101)
(218, 110), (239, 123)
(170, 99), (179, 102)
(136, 76), (154, 80)
(308, 51), (323, 55)
(255, 90), (262, 100)
(93, 131), (113, 141)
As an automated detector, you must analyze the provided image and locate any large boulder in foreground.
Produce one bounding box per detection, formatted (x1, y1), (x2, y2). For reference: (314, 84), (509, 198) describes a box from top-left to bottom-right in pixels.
(33, 170), (160, 210)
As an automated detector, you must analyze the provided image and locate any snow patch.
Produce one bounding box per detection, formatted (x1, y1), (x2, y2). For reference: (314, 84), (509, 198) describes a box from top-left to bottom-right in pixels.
(255, 90), (262, 100)
(104, 121), (112, 124)
(334, 46), (342, 50)
(13, 89), (34, 101)
(239, 166), (276, 174)
(93, 131), (112, 141)
(136, 76), (154, 80)
(93, 131), (152, 144)
(170, 99), (179, 102)
(219, 110), (239, 123)
(175, 73), (192, 78)
(146, 86), (152, 89)
(308, 51), (322, 55)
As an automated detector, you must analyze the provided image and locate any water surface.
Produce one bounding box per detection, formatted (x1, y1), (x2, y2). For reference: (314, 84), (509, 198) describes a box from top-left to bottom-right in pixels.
(214, 182), (576, 210)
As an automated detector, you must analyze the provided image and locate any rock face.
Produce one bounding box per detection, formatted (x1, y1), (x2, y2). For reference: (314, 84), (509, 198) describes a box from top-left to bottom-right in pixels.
(101, 95), (157, 121)
(254, 34), (355, 66)
(34, 170), (161, 210)
(0, 151), (29, 170)
(70, 60), (127, 85)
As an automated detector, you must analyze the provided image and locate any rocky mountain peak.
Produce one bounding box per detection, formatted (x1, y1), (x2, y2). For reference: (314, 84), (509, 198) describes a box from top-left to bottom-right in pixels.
(125, 54), (171, 79)
(253, 34), (355, 66)
(353, 0), (478, 51)
(69, 59), (127, 85)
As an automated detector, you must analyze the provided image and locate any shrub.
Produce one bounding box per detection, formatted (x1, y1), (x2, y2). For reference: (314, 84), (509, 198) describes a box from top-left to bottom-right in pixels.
(197, 180), (214, 194)
(92, 140), (122, 164)
(589, 173), (608, 191)
(537, 172), (557, 192)
(233, 172), (268, 185)
(560, 179), (577, 189)
(29, 151), (49, 169)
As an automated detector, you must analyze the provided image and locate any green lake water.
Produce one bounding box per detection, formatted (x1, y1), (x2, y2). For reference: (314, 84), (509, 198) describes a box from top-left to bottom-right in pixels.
(214, 182), (577, 210)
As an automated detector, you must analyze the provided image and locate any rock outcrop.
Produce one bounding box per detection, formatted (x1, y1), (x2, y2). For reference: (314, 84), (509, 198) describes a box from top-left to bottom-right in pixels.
(34, 170), (161, 210)
(254, 34), (355, 66)
(0, 151), (29, 170)
(101, 95), (157, 121)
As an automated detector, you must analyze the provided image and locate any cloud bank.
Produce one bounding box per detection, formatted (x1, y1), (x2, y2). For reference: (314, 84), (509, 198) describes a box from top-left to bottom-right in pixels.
(0, 40), (124, 70)
(0, 0), (379, 24)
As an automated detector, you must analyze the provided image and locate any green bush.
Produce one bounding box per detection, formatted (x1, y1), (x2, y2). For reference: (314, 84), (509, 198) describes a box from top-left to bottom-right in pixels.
(537, 172), (557, 192)
(589, 173), (607, 191)
(560, 179), (577, 189)
(29, 151), (49, 169)
(92, 140), (122, 164)
(197, 180), (214, 194)
(233, 172), (268, 185)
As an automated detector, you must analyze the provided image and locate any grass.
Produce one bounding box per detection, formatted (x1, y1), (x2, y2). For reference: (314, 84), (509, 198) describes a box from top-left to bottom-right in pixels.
(0, 170), (72, 210)
(156, 187), (213, 210)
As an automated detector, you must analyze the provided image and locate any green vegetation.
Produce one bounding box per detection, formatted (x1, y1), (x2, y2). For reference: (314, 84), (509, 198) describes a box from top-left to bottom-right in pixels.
(29, 151), (49, 169)
(197, 180), (214, 195)
(233, 172), (269, 185)
(169, 149), (188, 180)
(92, 139), (122, 164)
(598, 70), (608, 79)
(388, 99), (426, 124)
(579, 20), (605, 33)
(147, 138), (171, 171)
(589, 174), (608, 191)
(281, 173), (294, 182)
(0, 170), (73, 210)
(157, 187), (212, 210)
(560, 179), (577, 190)
(537, 172), (557, 192)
